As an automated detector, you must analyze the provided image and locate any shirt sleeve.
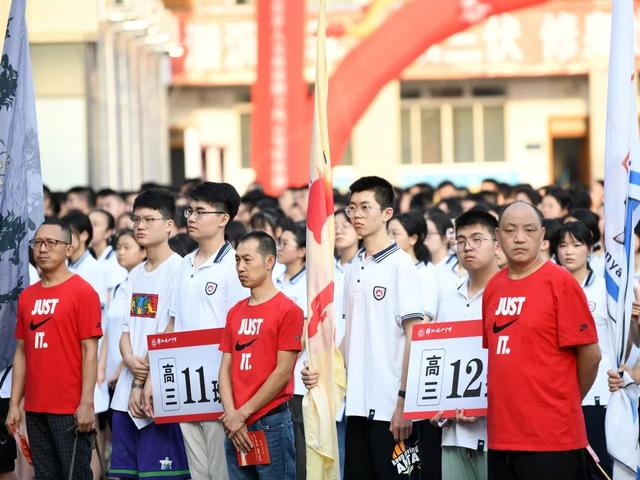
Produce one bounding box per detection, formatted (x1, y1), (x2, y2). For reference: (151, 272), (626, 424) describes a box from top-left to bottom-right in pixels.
(481, 283), (491, 349)
(121, 277), (131, 333)
(167, 277), (177, 319)
(277, 304), (303, 352)
(395, 257), (425, 324)
(219, 305), (236, 353)
(556, 276), (598, 347)
(78, 285), (103, 340)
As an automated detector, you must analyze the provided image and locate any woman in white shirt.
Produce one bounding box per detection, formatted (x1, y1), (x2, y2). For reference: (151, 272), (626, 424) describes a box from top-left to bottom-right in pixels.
(425, 210), (463, 297)
(388, 211), (438, 320)
(553, 220), (613, 477)
(104, 229), (146, 394)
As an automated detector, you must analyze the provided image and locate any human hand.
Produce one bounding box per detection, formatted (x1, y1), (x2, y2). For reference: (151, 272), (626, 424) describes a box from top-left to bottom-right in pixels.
(608, 368), (625, 392)
(389, 399), (412, 442)
(123, 355), (149, 379)
(5, 404), (21, 434)
(230, 425), (253, 454)
(456, 409), (478, 423)
(74, 403), (96, 432)
(222, 408), (249, 437)
(301, 362), (320, 389)
(128, 386), (145, 418)
(142, 379), (154, 418)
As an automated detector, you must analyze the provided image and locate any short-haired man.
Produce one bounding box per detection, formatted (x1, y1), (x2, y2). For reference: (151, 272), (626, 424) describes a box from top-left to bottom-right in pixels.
(432, 209), (500, 480)
(109, 189), (190, 480)
(219, 231), (303, 480)
(7, 219), (102, 479)
(483, 201), (601, 479)
(161, 182), (247, 479)
(341, 176), (424, 478)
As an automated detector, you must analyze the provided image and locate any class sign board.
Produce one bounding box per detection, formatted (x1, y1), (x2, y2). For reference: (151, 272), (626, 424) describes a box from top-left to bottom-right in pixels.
(148, 328), (224, 424)
(404, 320), (487, 420)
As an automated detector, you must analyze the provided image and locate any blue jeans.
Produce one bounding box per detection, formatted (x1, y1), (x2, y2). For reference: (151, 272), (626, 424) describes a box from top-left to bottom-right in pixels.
(224, 406), (296, 480)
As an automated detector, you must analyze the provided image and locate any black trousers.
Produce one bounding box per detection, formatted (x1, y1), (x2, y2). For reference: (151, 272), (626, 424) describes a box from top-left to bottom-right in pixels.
(488, 449), (590, 480)
(0, 398), (16, 473)
(25, 412), (92, 480)
(344, 415), (422, 480)
(583, 405), (612, 478)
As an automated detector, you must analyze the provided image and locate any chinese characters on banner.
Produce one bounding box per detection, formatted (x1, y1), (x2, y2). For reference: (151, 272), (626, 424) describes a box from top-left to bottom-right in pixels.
(148, 328), (224, 424)
(404, 320), (488, 420)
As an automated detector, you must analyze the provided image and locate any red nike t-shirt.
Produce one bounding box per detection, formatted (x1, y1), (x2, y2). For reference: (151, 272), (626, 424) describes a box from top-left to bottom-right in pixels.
(482, 261), (598, 451)
(16, 274), (102, 414)
(219, 292), (303, 425)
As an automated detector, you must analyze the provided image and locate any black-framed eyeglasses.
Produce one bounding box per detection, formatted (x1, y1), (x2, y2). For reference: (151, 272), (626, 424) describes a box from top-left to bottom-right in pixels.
(184, 208), (227, 220)
(129, 215), (168, 226)
(29, 238), (70, 249)
(454, 237), (496, 251)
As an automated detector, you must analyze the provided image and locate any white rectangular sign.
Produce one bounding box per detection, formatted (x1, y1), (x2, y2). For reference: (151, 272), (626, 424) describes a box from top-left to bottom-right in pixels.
(148, 328), (224, 424)
(404, 320), (487, 420)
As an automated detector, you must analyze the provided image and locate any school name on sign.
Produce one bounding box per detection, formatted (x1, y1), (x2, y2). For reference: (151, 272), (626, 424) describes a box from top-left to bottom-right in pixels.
(404, 320), (487, 420)
(148, 328), (224, 424)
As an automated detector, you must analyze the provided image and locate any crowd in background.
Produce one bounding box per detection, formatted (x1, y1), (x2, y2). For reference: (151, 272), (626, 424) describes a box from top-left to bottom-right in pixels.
(13, 175), (623, 480)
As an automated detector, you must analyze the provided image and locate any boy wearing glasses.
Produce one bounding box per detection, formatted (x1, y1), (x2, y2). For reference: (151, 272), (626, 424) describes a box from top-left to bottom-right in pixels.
(339, 176), (424, 479)
(7, 219), (102, 479)
(431, 209), (500, 480)
(157, 182), (247, 480)
(109, 189), (190, 480)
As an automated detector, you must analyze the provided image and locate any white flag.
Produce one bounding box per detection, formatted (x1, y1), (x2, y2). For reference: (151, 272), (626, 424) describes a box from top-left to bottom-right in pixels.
(0, 0), (43, 368)
(604, 0), (640, 478)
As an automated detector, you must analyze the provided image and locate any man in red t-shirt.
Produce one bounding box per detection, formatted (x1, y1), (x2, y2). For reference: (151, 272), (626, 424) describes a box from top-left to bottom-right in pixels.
(219, 231), (303, 480)
(6, 219), (102, 479)
(482, 201), (601, 479)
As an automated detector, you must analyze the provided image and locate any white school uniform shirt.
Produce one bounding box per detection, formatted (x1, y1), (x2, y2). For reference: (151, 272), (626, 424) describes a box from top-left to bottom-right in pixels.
(276, 267), (308, 396)
(69, 250), (107, 309)
(434, 253), (464, 301)
(111, 253), (182, 412)
(272, 260), (286, 281)
(436, 276), (487, 451)
(334, 257), (356, 349)
(97, 246), (128, 296)
(105, 279), (127, 379)
(69, 250), (110, 411)
(170, 242), (248, 332)
(342, 243), (423, 422)
(416, 261), (438, 320)
(582, 271), (612, 407)
(589, 252), (605, 279)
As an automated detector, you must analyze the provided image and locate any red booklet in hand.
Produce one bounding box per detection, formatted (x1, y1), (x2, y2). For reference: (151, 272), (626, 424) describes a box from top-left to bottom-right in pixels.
(236, 430), (271, 466)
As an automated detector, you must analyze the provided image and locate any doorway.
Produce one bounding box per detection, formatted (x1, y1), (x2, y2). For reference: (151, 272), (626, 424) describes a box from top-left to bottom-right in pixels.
(548, 117), (590, 186)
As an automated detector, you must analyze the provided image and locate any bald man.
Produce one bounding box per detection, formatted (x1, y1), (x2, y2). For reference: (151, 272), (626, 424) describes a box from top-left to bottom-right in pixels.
(482, 201), (601, 480)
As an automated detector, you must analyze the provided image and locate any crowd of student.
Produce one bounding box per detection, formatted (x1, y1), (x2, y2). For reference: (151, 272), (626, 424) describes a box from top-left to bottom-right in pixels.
(0, 175), (631, 480)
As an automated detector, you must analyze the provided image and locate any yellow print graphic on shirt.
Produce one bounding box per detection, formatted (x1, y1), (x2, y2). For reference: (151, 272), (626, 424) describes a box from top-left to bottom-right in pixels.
(130, 293), (158, 318)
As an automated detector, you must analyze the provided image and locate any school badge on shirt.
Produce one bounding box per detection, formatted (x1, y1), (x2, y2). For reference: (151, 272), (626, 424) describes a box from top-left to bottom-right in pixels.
(205, 282), (218, 296)
(130, 293), (159, 318)
(373, 286), (387, 300)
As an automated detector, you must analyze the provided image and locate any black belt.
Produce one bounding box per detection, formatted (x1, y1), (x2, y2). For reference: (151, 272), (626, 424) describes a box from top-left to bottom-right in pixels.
(261, 401), (288, 418)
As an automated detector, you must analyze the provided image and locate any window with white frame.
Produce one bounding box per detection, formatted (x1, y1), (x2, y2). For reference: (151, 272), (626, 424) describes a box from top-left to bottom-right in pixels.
(400, 85), (506, 165)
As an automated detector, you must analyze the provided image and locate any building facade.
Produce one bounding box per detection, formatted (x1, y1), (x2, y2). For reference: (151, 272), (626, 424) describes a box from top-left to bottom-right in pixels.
(167, 0), (622, 193)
